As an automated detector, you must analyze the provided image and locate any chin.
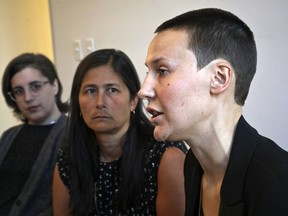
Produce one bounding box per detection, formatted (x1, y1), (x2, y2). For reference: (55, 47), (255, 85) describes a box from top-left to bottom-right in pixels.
(153, 128), (173, 142)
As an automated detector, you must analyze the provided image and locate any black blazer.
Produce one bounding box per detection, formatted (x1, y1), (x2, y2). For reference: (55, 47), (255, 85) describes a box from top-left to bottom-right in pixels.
(184, 116), (288, 216)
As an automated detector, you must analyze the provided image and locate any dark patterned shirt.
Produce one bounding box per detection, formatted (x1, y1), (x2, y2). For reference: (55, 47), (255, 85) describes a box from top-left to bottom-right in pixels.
(57, 141), (188, 215)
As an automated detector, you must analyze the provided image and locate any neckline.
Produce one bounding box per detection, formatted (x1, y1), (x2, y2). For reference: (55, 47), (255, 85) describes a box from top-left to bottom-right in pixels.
(48, 120), (56, 125)
(99, 157), (122, 165)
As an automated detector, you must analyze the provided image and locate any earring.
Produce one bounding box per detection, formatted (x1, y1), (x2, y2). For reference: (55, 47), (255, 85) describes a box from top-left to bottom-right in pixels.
(213, 80), (219, 86)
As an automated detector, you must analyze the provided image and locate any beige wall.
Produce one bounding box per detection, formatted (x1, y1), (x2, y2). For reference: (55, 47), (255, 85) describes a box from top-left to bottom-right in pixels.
(0, 0), (53, 135)
(49, 0), (288, 150)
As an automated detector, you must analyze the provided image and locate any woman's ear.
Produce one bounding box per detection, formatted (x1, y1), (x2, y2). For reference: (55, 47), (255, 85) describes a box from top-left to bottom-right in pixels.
(52, 79), (59, 95)
(210, 59), (233, 95)
(130, 95), (139, 112)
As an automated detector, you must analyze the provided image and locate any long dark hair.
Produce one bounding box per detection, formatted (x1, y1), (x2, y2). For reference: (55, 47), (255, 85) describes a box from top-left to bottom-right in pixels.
(66, 49), (154, 215)
(2, 53), (69, 120)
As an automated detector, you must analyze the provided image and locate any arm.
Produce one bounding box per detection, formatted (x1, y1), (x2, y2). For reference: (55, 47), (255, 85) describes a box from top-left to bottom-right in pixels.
(156, 147), (186, 216)
(52, 165), (73, 216)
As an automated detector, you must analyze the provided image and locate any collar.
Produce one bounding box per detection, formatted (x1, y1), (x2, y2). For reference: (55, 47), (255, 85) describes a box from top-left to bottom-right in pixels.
(220, 116), (259, 206)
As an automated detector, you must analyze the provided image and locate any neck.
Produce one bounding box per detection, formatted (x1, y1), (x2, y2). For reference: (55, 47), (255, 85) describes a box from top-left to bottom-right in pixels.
(96, 122), (130, 163)
(28, 108), (62, 125)
(186, 107), (242, 181)
(97, 133), (126, 163)
(99, 141), (123, 162)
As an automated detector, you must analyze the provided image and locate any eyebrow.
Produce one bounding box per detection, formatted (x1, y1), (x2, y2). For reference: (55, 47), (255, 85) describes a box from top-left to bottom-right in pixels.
(81, 82), (121, 89)
(145, 57), (166, 67)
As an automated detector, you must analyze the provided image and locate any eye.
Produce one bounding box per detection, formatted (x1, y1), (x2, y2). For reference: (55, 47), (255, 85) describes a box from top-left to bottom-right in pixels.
(84, 87), (97, 94)
(158, 67), (169, 76)
(107, 87), (119, 94)
(30, 82), (43, 92)
(12, 87), (24, 96)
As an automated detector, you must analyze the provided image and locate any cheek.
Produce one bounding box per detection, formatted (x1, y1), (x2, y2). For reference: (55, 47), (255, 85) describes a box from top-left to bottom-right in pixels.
(160, 81), (186, 105)
(161, 82), (195, 119)
(79, 98), (92, 115)
(115, 100), (131, 115)
(16, 102), (26, 114)
(79, 101), (93, 126)
(40, 88), (56, 102)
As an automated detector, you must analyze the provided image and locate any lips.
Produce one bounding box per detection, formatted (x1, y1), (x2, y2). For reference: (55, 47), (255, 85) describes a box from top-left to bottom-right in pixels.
(27, 105), (39, 112)
(94, 116), (109, 119)
(92, 114), (110, 120)
(146, 107), (163, 123)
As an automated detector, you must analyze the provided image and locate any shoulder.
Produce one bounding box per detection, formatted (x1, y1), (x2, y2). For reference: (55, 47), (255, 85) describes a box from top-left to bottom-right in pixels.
(143, 140), (187, 172)
(245, 136), (288, 211)
(158, 145), (187, 169)
(246, 162), (288, 215)
(147, 140), (188, 155)
(250, 135), (288, 177)
(56, 148), (71, 188)
(49, 114), (68, 142)
(234, 116), (288, 182)
(1, 124), (23, 141)
(54, 114), (68, 129)
(161, 141), (188, 159)
(164, 140), (189, 153)
(144, 140), (187, 163)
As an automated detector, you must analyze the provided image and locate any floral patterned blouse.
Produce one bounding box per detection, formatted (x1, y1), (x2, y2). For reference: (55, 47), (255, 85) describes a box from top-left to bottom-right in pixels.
(57, 141), (188, 215)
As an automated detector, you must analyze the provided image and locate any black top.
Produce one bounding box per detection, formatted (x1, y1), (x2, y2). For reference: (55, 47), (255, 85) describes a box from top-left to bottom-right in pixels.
(184, 116), (288, 216)
(0, 124), (53, 215)
(58, 141), (188, 215)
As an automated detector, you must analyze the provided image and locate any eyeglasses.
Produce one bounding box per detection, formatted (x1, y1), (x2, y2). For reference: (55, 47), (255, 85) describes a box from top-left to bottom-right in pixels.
(8, 80), (50, 102)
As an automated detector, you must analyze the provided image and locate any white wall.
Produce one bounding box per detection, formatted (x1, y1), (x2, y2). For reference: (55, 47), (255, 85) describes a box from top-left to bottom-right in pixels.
(0, 0), (54, 136)
(49, 0), (288, 150)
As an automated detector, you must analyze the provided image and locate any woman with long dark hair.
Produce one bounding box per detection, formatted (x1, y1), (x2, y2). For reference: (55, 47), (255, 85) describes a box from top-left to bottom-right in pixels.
(53, 49), (187, 216)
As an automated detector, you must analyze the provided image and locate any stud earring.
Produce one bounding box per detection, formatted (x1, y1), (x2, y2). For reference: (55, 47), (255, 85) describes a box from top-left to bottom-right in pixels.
(213, 80), (219, 86)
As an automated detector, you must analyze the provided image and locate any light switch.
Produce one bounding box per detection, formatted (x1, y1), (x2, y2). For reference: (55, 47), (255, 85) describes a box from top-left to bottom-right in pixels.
(85, 38), (95, 54)
(73, 39), (83, 61)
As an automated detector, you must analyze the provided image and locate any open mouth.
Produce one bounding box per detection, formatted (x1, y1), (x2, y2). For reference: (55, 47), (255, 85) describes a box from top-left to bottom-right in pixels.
(146, 107), (163, 118)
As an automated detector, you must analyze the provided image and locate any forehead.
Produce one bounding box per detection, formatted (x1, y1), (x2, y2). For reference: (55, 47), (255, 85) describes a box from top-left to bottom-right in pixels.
(82, 65), (125, 86)
(11, 67), (44, 86)
(146, 30), (192, 65)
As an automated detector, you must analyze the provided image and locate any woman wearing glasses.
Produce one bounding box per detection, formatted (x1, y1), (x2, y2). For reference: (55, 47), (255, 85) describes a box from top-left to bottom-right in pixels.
(0, 53), (69, 216)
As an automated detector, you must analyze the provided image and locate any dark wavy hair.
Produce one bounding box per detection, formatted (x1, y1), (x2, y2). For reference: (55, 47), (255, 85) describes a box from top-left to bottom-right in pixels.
(66, 49), (154, 215)
(2, 53), (69, 120)
(155, 8), (257, 105)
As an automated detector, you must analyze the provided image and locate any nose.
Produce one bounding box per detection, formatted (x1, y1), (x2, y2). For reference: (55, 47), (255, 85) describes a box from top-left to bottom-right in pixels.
(23, 89), (34, 102)
(138, 74), (156, 100)
(95, 91), (106, 109)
